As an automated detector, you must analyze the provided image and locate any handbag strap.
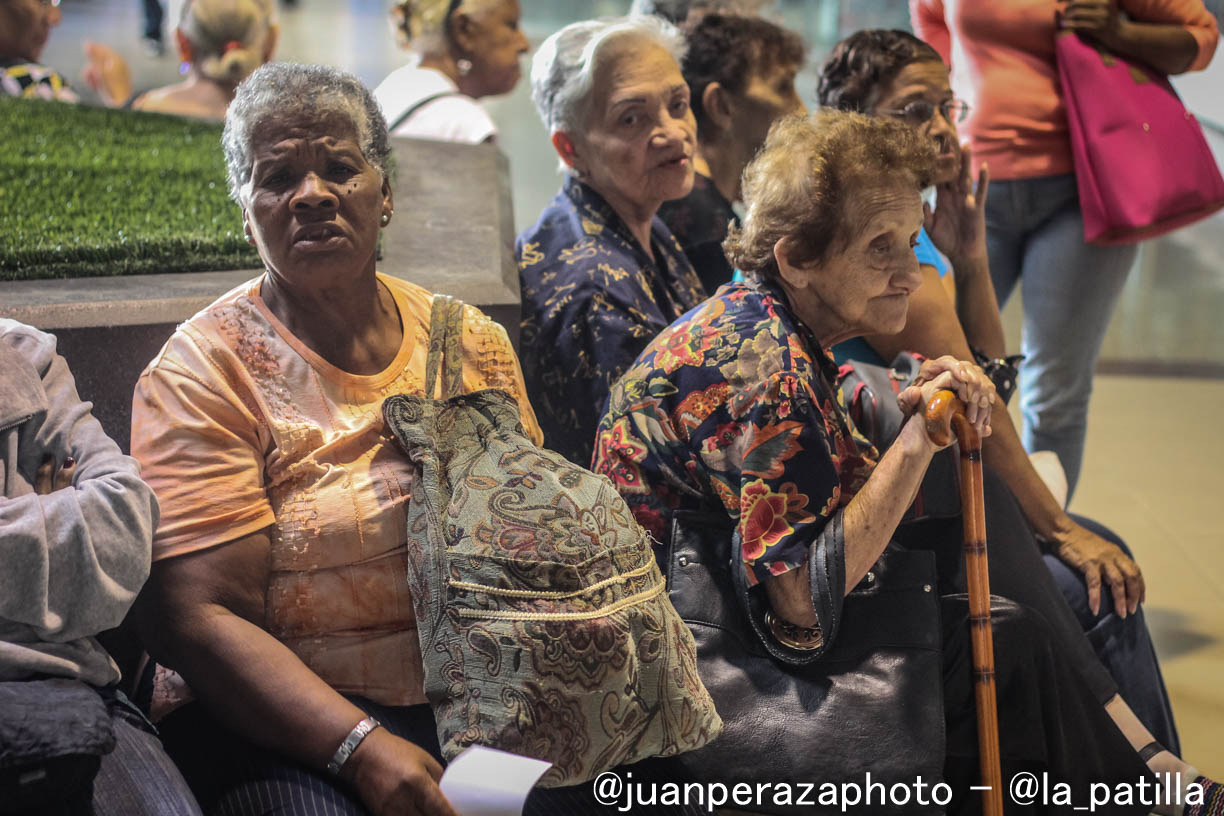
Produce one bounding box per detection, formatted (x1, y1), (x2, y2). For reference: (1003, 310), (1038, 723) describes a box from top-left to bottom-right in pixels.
(729, 514), (844, 667)
(667, 510), (842, 668)
(425, 294), (465, 399)
(386, 90), (462, 133)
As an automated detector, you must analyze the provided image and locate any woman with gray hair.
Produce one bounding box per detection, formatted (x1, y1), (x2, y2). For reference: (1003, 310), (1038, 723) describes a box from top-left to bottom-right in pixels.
(517, 15), (707, 466)
(374, 0), (528, 143)
(128, 62), (548, 816)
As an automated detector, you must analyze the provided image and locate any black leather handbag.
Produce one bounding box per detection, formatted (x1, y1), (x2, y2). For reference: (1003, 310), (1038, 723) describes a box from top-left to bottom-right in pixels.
(664, 510), (946, 815)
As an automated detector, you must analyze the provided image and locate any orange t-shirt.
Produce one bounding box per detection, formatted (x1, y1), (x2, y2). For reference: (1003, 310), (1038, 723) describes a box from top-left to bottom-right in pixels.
(131, 273), (542, 710)
(911, 0), (1219, 180)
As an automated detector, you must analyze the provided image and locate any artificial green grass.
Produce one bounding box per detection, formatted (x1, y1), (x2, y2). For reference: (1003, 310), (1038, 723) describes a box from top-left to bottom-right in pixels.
(0, 97), (261, 281)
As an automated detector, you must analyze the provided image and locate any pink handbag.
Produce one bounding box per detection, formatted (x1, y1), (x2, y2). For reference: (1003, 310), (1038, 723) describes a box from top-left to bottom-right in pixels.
(1056, 30), (1224, 245)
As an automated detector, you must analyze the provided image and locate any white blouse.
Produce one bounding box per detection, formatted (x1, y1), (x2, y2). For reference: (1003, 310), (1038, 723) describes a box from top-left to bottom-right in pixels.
(374, 62), (497, 144)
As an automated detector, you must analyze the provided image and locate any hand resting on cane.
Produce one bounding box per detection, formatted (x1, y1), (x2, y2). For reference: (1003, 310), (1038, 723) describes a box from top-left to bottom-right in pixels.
(765, 355), (995, 631)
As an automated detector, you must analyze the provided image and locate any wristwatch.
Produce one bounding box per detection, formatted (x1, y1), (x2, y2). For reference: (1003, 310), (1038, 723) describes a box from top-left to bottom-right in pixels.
(972, 348), (1024, 406)
(327, 715), (380, 776)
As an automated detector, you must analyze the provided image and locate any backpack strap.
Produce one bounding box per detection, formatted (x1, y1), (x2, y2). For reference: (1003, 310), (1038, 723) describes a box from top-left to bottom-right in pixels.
(425, 294), (465, 399)
(386, 90), (462, 134)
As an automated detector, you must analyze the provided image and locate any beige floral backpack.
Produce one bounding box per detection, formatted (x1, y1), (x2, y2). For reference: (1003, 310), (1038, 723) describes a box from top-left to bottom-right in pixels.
(382, 294), (721, 787)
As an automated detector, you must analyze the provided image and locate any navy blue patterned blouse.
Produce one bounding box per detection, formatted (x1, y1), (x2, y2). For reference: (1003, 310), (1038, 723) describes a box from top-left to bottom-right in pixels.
(517, 176), (708, 465)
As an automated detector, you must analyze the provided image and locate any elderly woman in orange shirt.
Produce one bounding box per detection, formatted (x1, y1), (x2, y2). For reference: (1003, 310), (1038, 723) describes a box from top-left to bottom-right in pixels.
(130, 63), (540, 816)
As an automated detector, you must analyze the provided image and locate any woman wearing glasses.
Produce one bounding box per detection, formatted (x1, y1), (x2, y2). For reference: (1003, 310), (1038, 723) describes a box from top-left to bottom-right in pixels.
(911, 0), (1218, 501)
(818, 25), (1183, 762)
(818, 30), (1002, 373)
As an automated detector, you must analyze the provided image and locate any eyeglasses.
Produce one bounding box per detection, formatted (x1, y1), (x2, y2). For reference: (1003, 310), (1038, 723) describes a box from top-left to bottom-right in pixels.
(880, 98), (970, 126)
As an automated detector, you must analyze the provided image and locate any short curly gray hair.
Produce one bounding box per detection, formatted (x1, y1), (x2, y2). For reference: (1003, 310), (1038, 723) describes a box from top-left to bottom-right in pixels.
(222, 62), (393, 203)
(530, 16), (687, 136)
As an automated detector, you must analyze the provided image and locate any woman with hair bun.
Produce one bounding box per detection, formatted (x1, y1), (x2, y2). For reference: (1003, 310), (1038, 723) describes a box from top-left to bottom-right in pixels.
(374, 0), (529, 144)
(128, 0), (278, 119)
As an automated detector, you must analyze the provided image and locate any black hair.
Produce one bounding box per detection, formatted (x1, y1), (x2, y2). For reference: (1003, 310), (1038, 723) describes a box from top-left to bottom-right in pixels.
(816, 29), (943, 113)
(682, 12), (805, 137)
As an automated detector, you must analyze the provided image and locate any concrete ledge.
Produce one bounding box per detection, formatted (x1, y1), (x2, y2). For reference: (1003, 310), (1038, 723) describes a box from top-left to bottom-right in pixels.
(0, 269), (263, 329)
(1, 137), (523, 451)
(1, 137), (522, 335)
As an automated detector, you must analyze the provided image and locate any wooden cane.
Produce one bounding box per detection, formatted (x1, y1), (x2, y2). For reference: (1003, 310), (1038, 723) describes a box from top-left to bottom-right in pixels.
(924, 390), (1004, 816)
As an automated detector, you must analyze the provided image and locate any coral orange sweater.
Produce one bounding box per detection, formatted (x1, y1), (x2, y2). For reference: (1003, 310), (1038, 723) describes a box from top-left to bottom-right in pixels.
(911, 0), (1219, 180)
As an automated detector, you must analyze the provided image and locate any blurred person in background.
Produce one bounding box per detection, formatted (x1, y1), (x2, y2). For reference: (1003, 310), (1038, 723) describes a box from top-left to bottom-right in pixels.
(1, 0), (120, 102)
(629, 0), (774, 24)
(374, 0), (528, 143)
(125, 0), (277, 119)
(910, 0), (1219, 500)
(140, 0), (166, 56)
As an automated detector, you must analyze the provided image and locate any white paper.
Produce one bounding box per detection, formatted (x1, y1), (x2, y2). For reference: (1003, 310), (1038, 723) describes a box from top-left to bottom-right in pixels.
(439, 745), (553, 816)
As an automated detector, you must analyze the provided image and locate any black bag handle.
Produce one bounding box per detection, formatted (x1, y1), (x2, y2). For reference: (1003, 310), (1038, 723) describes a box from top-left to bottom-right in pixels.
(669, 510), (845, 668)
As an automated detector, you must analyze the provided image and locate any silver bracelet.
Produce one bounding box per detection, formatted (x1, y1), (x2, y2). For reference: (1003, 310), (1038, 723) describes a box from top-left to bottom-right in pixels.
(327, 715), (380, 776)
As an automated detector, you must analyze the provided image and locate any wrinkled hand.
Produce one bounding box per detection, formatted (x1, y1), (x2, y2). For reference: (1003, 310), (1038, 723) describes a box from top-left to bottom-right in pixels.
(924, 145), (990, 265)
(34, 455), (76, 495)
(897, 355), (996, 444)
(81, 41), (133, 107)
(346, 728), (460, 816)
(1047, 518), (1145, 618)
(1060, 0), (1123, 49)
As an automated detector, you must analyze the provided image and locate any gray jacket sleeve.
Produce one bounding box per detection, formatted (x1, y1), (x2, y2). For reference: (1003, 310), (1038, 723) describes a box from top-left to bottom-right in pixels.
(0, 323), (158, 643)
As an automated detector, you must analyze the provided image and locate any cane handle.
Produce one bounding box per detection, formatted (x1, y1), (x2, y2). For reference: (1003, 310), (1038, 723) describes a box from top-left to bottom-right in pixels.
(923, 389), (962, 447)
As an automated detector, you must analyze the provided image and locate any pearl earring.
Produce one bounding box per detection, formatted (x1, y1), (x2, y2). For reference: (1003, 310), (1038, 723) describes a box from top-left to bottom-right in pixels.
(381, 213), (390, 226)
(457, 58), (472, 76)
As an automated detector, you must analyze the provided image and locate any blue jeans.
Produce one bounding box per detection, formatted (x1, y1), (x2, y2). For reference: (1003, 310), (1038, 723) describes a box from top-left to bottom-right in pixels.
(140, 0), (164, 41)
(899, 466), (1180, 757)
(985, 174), (1136, 500)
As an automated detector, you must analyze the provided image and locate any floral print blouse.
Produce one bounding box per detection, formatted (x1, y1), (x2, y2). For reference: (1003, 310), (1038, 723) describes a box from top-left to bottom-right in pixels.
(592, 276), (877, 585)
(517, 177), (708, 465)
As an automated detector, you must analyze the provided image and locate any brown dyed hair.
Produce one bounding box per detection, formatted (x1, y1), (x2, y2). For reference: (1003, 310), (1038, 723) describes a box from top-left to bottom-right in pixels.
(724, 110), (936, 279)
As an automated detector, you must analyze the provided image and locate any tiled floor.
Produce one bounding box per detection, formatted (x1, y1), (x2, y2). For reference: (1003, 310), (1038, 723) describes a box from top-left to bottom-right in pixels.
(1020, 374), (1224, 777)
(41, 0), (1224, 781)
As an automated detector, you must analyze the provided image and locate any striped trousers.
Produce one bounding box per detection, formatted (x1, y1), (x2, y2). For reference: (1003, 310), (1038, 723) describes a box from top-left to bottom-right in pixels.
(158, 698), (705, 816)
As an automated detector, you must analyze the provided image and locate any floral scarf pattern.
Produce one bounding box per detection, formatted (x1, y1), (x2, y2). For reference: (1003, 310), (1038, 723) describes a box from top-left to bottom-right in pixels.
(592, 276), (877, 584)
